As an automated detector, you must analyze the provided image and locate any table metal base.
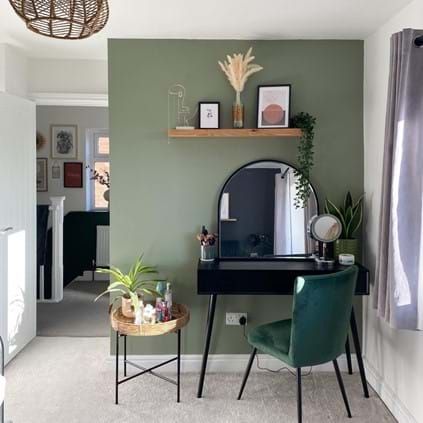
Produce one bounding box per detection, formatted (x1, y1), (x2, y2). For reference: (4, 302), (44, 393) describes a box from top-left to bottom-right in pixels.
(114, 329), (181, 404)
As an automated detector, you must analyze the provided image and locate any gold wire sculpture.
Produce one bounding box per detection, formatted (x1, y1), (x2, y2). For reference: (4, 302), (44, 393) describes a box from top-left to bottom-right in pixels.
(8, 0), (109, 40)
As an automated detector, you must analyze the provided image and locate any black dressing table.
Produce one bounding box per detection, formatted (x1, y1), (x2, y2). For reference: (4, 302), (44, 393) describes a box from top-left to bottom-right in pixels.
(196, 160), (370, 399)
(196, 259), (370, 398)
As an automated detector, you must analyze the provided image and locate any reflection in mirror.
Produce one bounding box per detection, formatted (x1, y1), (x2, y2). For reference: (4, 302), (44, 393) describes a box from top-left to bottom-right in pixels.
(310, 214), (342, 243)
(219, 161), (318, 258)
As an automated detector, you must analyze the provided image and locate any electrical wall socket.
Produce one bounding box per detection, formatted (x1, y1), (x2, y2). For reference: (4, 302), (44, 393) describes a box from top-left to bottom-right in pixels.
(226, 312), (247, 326)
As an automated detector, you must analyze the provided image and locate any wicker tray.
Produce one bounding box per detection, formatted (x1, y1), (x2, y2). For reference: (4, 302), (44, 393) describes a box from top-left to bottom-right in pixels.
(110, 303), (190, 336)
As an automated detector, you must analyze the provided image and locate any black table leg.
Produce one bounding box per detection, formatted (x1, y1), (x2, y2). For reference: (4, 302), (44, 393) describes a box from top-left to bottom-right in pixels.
(197, 294), (217, 398)
(123, 335), (127, 377)
(345, 335), (353, 375)
(350, 307), (369, 398)
(177, 329), (181, 403)
(297, 368), (302, 423)
(115, 330), (119, 405)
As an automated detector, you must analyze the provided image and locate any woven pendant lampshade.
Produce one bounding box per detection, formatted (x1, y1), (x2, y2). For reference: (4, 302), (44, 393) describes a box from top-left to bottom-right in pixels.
(8, 0), (109, 40)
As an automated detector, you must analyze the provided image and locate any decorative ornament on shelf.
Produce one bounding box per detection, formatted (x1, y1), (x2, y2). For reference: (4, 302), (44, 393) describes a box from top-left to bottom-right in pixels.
(8, 0), (109, 40)
(218, 47), (263, 128)
(292, 112), (317, 208)
(168, 84), (197, 130)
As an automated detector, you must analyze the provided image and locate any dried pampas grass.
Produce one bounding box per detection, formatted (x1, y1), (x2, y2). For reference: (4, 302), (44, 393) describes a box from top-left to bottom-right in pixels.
(218, 47), (263, 94)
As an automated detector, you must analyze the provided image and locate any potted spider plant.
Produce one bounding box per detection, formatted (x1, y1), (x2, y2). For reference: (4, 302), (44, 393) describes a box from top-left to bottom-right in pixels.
(324, 192), (364, 259)
(95, 255), (164, 318)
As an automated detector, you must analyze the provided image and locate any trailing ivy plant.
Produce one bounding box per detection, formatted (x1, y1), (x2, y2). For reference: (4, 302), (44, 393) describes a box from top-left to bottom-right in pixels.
(292, 112), (317, 208)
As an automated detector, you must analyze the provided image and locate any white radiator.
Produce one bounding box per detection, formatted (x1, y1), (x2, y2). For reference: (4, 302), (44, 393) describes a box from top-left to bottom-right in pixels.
(96, 226), (110, 267)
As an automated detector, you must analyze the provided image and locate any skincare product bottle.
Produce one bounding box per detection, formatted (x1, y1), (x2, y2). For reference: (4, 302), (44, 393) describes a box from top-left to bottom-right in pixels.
(156, 281), (166, 297)
(165, 282), (173, 318)
(134, 303), (143, 325)
(155, 298), (163, 322)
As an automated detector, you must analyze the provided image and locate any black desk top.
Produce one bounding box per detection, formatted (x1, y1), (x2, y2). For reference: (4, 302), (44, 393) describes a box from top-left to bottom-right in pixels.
(197, 259), (369, 296)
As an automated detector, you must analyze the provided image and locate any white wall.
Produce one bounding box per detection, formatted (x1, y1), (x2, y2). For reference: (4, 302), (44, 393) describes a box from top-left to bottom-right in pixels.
(0, 44), (28, 98)
(363, 1), (423, 422)
(28, 59), (107, 95)
(0, 92), (36, 364)
(36, 106), (108, 215)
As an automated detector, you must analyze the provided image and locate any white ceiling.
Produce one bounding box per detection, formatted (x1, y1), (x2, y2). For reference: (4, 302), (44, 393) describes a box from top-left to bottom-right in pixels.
(0, 0), (412, 60)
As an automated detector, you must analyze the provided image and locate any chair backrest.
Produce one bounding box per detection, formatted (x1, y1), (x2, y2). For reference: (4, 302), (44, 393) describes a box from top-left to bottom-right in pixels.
(288, 265), (358, 368)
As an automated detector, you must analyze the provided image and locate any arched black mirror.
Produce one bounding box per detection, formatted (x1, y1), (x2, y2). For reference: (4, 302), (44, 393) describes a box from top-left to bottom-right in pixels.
(218, 160), (319, 259)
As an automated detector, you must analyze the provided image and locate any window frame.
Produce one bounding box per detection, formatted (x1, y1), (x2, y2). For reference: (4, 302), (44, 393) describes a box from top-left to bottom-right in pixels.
(86, 129), (109, 211)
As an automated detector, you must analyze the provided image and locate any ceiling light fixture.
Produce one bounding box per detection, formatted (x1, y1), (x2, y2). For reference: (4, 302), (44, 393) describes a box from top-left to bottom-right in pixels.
(8, 0), (109, 40)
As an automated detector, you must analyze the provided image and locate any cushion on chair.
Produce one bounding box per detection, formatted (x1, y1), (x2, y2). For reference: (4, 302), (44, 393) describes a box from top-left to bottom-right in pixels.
(247, 319), (293, 366)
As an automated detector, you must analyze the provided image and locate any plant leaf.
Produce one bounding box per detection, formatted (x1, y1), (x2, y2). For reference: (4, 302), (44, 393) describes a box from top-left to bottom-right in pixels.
(325, 198), (347, 237)
(94, 288), (126, 302)
(347, 202), (363, 238)
(352, 193), (364, 213)
(344, 191), (353, 211)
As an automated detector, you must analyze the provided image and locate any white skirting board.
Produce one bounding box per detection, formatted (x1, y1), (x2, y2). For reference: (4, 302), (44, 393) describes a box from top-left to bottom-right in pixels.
(364, 358), (418, 423)
(109, 353), (358, 374)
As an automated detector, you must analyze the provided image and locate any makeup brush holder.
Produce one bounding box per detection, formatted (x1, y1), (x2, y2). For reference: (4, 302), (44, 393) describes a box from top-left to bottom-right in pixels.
(200, 245), (216, 262)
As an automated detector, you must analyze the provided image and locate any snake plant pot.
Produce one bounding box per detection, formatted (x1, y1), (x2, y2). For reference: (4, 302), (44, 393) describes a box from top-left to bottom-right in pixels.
(121, 297), (134, 318)
(334, 239), (360, 260)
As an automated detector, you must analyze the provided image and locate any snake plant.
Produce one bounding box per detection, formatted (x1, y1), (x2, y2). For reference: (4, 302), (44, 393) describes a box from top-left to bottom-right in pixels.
(324, 192), (364, 239)
(94, 255), (164, 311)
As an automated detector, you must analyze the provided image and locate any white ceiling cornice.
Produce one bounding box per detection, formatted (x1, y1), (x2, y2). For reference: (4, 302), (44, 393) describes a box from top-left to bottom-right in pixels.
(0, 0), (413, 60)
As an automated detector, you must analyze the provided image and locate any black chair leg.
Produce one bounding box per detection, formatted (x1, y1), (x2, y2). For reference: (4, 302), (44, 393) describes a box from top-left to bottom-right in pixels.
(297, 368), (302, 423)
(345, 336), (353, 375)
(237, 348), (257, 400)
(333, 359), (352, 418)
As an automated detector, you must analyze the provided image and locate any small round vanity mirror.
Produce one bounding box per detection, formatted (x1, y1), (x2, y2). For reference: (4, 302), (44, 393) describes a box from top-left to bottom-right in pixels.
(309, 214), (342, 243)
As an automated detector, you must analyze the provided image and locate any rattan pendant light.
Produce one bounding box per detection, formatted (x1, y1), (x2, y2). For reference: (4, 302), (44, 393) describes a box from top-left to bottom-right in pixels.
(8, 0), (109, 40)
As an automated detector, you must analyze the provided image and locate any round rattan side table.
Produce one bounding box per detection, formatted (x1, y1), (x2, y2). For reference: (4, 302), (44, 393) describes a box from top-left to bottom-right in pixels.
(110, 303), (190, 404)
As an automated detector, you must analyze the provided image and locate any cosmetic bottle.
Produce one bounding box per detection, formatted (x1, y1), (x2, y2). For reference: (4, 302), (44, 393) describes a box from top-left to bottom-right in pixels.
(165, 282), (173, 318)
(155, 298), (163, 322)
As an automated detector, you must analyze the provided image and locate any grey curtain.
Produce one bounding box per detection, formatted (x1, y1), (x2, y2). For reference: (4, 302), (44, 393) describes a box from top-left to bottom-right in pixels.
(374, 29), (423, 330)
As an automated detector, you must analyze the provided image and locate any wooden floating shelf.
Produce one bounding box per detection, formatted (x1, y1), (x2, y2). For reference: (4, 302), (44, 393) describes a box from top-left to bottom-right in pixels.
(168, 128), (302, 138)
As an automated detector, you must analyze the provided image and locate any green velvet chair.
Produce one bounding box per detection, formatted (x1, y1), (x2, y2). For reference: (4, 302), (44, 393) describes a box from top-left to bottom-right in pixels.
(238, 265), (358, 423)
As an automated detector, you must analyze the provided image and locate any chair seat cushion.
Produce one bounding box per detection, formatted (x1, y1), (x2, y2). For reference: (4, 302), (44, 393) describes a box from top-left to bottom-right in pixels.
(247, 319), (293, 366)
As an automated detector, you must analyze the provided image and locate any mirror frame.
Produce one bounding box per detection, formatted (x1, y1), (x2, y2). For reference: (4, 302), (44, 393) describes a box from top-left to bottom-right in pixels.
(309, 213), (342, 243)
(217, 159), (320, 260)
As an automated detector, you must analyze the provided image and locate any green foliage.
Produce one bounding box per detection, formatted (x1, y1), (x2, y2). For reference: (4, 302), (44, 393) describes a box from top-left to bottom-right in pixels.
(324, 192), (364, 239)
(292, 112), (317, 208)
(94, 255), (164, 310)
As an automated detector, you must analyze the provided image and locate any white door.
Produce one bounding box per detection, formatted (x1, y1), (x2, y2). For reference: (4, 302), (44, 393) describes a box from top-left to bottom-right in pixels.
(0, 92), (36, 365)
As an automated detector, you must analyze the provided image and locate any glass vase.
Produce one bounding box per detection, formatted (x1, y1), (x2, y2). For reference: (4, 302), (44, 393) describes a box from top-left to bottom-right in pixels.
(232, 91), (244, 128)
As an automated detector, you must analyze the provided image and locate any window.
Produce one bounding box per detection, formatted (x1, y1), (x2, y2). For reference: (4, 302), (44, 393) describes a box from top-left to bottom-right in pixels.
(86, 130), (110, 210)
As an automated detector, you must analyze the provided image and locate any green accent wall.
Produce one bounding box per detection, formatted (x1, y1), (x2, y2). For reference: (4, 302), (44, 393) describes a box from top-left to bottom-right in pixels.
(108, 40), (363, 355)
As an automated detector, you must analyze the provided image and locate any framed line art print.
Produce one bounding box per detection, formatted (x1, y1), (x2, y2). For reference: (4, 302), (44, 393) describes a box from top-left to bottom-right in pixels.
(256, 85), (291, 128)
(64, 162), (83, 188)
(51, 125), (78, 159)
(199, 102), (220, 129)
(36, 158), (48, 192)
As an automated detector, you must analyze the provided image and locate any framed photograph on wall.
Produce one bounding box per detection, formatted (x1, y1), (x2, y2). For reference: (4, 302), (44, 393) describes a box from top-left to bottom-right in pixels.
(36, 158), (48, 192)
(64, 162), (83, 188)
(199, 102), (220, 129)
(256, 85), (291, 128)
(51, 125), (78, 159)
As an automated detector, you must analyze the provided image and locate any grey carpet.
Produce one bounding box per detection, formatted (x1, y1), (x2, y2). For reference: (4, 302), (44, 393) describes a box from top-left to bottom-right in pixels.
(37, 281), (110, 337)
(5, 337), (396, 423)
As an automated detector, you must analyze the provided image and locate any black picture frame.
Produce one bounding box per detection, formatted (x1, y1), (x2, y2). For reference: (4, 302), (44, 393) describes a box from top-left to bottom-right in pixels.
(64, 162), (83, 188)
(256, 84), (291, 129)
(198, 102), (220, 129)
